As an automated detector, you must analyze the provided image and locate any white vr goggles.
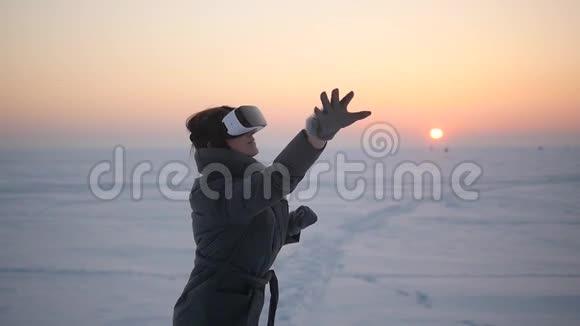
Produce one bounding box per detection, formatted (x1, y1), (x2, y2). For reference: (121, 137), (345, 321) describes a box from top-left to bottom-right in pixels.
(222, 105), (267, 137)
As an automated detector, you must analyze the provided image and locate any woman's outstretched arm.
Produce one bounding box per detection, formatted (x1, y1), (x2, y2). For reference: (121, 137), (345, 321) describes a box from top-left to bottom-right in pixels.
(306, 133), (327, 150)
(213, 88), (371, 222)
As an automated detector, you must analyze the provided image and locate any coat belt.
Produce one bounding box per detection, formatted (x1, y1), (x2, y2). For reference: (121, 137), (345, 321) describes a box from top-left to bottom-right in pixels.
(195, 254), (279, 326)
(239, 270), (278, 326)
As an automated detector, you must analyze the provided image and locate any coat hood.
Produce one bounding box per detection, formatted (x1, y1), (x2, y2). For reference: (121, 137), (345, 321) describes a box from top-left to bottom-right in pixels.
(193, 148), (266, 177)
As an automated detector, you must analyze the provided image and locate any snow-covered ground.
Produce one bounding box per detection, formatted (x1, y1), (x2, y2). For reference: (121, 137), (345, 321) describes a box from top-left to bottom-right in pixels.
(1, 146), (579, 325)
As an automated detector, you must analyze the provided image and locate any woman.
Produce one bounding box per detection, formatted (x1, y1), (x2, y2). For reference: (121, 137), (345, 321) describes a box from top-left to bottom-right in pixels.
(173, 89), (371, 326)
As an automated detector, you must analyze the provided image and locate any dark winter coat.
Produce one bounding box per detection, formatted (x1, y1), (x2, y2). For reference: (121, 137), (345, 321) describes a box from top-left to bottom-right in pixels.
(173, 130), (325, 326)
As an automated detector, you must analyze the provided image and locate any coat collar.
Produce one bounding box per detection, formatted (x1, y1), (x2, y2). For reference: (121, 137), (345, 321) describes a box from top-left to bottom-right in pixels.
(193, 148), (266, 177)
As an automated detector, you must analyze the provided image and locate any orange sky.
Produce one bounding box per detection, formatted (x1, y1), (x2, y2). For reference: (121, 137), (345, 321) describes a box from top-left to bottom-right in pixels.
(1, 0), (579, 148)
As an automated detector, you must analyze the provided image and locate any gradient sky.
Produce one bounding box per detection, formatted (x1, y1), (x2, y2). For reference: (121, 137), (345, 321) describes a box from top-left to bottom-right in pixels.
(1, 0), (579, 148)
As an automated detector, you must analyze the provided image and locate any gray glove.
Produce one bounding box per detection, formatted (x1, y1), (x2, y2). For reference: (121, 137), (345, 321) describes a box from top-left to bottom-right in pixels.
(305, 88), (372, 140)
(288, 205), (318, 236)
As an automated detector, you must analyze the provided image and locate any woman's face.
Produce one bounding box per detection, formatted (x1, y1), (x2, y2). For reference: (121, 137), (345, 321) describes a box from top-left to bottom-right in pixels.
(226, 129), (259, 157)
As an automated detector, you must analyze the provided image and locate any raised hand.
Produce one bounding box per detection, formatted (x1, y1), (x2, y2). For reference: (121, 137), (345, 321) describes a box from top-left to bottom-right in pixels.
(305, 88), (372, 140)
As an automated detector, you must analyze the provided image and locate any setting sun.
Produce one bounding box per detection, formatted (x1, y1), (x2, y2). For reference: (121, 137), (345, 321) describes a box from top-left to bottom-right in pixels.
(430, 128), (444, 140)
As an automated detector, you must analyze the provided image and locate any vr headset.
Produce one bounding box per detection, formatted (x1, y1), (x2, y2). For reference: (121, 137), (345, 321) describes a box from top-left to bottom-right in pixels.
(222, 105), (267, 137)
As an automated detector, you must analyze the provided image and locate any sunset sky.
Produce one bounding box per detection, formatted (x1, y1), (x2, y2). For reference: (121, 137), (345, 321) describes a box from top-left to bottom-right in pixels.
(1, 0), (579, 148)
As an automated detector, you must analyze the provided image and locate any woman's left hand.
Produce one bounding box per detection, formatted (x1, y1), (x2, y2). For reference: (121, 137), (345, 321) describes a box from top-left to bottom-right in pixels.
(295, 205), (318, 229)
(289, 205), (318, 235)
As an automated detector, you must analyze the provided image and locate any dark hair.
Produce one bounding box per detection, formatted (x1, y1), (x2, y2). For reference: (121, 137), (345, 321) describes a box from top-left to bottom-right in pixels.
(186, 106), (234, 149)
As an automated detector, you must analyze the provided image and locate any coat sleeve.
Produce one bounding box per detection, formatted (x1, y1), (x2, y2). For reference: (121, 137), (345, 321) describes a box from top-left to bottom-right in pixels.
(219, 129), (326, 223)
(284, 209), (302, 245)
(285, 231), (301, 245)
